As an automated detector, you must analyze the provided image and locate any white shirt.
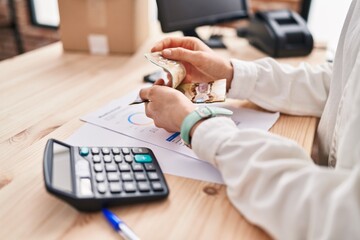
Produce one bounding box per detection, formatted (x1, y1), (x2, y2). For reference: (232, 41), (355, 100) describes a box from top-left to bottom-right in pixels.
(192, 0), (360, 239)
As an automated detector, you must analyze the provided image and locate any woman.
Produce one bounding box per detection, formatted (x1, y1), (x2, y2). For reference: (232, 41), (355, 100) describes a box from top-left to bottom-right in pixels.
(139, 0), (360, 238)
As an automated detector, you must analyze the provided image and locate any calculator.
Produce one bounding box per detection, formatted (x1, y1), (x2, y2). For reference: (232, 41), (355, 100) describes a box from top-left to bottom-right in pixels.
(43, 139), (169, 211)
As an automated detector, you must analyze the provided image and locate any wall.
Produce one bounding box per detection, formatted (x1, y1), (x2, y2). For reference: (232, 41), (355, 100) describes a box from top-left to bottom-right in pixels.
(0, 0), (59, 61)
(0, 0), (302, 61)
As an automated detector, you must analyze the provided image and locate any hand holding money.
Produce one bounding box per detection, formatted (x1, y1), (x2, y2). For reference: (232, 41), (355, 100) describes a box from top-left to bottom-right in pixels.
(151, 37), (234, 87)
(143, 51), (227, 104)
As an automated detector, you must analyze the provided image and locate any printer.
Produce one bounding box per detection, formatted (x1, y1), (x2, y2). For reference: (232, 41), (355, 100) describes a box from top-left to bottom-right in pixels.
(244, 9), (314, 58)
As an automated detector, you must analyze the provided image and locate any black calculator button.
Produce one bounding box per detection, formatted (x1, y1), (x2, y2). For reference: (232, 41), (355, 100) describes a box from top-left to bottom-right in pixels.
(112, 147), (121, 155)
(91, 147), (100, 155)
(102, 147), (110, 155)
(93, 155), (101, 163)
(93, 163), (103, 172)
(132, 163), (143, 172)
(119, 163), (131, 172)
(97, 183), (107, 194)
(134, 154), (152, 163)
(124, 182), (136, 193)
(124, 155), (133, 163)
(144, 163), (156, 171)
(76, 160), (91, 177)
(148, 172), (160, 181)
(105, 164), (117, 172)
(122, 148), (130, 155)
(134, 172), (146, 181)
(121, 173), (133, 181)
(132, 147), (149, 154)
(109, 182), (122, 193)
(96, 173), (105, 182)
(107, 172), (119, 182)
(114, 155), (122, 163)
(138, 182), (150, 192)
(151, 182), (164, 191)
(79, 147), (90, 157)
(79, 178), (93, 196)
(103, 155), (112, 163)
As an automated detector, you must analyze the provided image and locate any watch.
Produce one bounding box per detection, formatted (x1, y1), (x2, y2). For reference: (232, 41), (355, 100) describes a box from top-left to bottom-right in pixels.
(180, 106), (233, 147)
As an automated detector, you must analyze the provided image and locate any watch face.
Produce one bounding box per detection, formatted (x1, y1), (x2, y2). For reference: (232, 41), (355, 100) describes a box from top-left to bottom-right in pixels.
(196, 106), (213, 118)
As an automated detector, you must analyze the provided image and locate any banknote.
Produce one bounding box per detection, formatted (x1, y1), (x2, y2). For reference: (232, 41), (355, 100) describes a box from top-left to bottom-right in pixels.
(176, 80), (227, 103)
(130, 52), (226, 104)
(144, 52), (186, 88)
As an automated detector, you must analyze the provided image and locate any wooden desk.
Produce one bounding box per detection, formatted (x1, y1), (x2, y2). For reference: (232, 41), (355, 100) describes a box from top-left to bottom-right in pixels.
(0, 33), (325, 239)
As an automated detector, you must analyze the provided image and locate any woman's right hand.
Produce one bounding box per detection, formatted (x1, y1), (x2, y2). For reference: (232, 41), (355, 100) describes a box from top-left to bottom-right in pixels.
(151, 37), (233, 89)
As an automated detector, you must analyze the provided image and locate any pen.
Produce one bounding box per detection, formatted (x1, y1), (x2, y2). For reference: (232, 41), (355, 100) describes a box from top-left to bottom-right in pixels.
(102, 208), (141, 240)
(129, 100), (150, 105)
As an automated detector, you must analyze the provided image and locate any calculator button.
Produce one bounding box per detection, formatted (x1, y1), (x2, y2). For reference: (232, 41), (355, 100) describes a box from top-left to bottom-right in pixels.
(97, 183), (107, 194)
(93, 155), (101, 163)
(102, 147), (110, 155)
(109, 182), (122, 193)
(138, 182), (150, 192)
(132, 148), (149, 154)
(103, 155), (112, 163)
(124, 182), (136, 193)
(121, 173), (133, 181)
(79, 147), (90, 157)
(112, 147), (121, 155)
(114, 155), (122, 163)
(144, 163), (156, 171)
(96, 173), (105, 182)
(107, 172), (119, 182)
(93, 163), (103, 172)
(134, 172), (146, 181)
(148, 172), (159, 181)
(134, 154), (152, 163)
(132, 163), (143, 172)
(122, 148), (130, 155)
(91, 147), (100, 155)
(105, 164), (117, 172)
(151, 182), (164, 191)
(119, 163), (131, 172)
(76, 160), (91, 177)
(124, 155), (133, 163)
(79, 178), (93, 196)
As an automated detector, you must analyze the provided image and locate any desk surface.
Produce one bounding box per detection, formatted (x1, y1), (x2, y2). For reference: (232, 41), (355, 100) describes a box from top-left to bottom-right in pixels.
(0, 32), (325, 239)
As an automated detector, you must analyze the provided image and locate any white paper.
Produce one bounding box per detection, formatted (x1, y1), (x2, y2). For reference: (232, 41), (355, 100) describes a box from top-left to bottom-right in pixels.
(66, 123), (224, 184)
(81, 90), (280, 160)
(87, 34), (109, 55)
(75, 89), (279, 183)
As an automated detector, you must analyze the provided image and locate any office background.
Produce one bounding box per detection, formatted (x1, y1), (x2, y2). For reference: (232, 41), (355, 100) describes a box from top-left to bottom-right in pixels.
(0, 0), (303, 61)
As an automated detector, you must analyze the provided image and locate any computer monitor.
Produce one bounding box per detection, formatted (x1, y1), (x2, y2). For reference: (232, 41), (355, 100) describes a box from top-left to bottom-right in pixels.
(156, 0), (249, 48)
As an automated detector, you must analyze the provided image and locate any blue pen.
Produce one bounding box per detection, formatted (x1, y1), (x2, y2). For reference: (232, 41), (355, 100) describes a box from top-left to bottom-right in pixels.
(102, 208), (140, 240)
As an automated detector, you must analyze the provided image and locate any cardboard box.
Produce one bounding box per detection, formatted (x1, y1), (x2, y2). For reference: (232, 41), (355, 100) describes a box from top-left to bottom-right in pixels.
(58, 0), (149, 55)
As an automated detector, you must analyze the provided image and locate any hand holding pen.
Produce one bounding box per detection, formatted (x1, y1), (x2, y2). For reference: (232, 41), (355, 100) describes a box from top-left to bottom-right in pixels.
(102, 208), (140, 240)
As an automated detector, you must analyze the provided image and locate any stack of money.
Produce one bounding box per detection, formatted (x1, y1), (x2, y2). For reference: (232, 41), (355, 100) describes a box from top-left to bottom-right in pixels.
(131, 52), (226, 105)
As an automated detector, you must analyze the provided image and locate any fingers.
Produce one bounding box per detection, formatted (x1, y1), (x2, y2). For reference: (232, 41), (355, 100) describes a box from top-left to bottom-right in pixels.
(154, 79), (165, 86)
(151, 37), (199, 52)
(139, 86), (151, 102)
(161, 48), (206, 67)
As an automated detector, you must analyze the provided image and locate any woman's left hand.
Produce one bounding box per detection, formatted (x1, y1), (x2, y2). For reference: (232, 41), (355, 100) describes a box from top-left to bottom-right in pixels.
(139, 80), (195, 132)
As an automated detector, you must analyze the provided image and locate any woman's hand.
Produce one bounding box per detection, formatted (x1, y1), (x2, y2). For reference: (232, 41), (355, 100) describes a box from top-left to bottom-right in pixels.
(139, 80), (195, 132)
(152, 37), (233, 90)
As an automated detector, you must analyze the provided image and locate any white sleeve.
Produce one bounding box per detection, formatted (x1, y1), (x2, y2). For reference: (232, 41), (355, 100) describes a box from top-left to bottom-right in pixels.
(192, 117), (360, 239)
(227, 58), (332, 117)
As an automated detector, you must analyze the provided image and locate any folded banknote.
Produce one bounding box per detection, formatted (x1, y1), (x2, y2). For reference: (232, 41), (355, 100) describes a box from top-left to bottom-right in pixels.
(130, 52), (226, 105)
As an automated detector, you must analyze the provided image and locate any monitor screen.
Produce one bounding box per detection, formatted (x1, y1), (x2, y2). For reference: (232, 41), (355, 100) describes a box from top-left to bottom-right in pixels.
(156, 0), (248, 33)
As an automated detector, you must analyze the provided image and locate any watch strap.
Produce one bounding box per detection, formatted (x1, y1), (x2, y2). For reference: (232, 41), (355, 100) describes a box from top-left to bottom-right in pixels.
(180, 106), (233, 147)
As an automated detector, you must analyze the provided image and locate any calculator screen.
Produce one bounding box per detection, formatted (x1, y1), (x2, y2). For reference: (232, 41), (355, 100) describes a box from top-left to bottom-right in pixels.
(52, 142), (72, 193)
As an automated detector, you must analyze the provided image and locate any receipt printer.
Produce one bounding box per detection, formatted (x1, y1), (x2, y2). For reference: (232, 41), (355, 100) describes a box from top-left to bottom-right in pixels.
(245, 10), (313, 58)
